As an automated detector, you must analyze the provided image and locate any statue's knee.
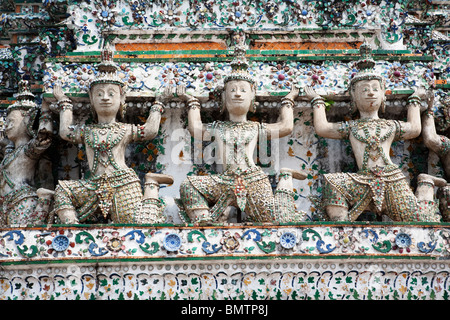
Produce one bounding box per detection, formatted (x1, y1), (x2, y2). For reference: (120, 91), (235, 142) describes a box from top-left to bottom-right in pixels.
(54, 185), (66, 199)
(57, 209), (79, 224)
(36, 188), (55, 200)
(326, 205), (349, 221)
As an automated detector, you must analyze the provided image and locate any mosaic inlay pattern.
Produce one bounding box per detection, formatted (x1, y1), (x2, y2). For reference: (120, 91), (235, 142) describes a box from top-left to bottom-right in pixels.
(1, 260), (450, 300)
(1, 224), (450, 262)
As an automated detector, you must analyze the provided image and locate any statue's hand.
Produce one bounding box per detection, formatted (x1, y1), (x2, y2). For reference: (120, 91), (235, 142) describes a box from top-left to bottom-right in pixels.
(284, 85), (299, 101)
(36, 130), (52, 148)
(175, 84), (193, 102)
(155, 86), (172, 103)
(425, 89), (435, 110)
(413, 86), (427, 100)
(304, 86), (321, 101)
(53, 84), (69, 102)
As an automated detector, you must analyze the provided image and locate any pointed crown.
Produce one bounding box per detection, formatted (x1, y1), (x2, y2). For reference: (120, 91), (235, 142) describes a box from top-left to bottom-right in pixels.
(349, 42), (384, 90)
(7, 79), (38, 138)
(223, 43), (255, 86)
(89, 43), (126, 90)
(7, 80), (36, 114)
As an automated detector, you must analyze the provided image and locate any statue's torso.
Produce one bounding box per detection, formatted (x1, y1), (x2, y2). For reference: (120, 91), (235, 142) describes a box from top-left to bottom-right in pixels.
(347, 119), (399, 171)
(207, 121), (260, 173)
(83, 122), (131, 176)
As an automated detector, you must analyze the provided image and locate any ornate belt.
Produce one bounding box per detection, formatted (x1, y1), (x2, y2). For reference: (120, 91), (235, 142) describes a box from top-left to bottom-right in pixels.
(349, 165), (406, 212)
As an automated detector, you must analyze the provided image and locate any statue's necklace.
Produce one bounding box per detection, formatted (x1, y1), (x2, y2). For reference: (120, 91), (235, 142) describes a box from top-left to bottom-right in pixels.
(217, 121), (257, 170)
(85, 123), (126, 173)
(351, 119), (394, 169)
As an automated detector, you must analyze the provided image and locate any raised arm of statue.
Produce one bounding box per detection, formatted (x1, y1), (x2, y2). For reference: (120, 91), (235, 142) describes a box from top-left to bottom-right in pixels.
(176, 85), (208, 141)
(397, 88), (423, 140)
(52, 84), (81, 144)
(135, 88), (170, 142)
(422, 91), (443, 154)
(306, 86), (343, 140)
(34, 100), (53, 151)
(264, 86), (297, 139)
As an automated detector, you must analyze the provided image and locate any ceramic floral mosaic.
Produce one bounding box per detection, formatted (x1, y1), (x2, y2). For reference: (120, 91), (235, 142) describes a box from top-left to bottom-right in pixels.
(1, 224), (449, 262)
(1, 259), (450, 300)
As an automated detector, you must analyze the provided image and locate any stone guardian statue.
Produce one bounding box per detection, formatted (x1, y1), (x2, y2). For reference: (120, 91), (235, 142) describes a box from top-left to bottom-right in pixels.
(177, 43), (307, 224)
(52, 45), (173, 224)
(306, 43), (446, 222)
(422, 93), (450, 221)
(0, 80), (54, 226)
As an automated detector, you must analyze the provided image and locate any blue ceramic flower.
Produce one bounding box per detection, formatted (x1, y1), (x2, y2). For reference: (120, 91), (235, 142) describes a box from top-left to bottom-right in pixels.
(395, 233), (412, 248)
(52, 235), (70, 252)
(163, 233), (182, 252)
(280, 232), (297, 249)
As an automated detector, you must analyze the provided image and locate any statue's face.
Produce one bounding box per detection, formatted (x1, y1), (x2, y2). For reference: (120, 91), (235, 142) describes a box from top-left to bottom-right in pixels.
(89, 83), (122, 118)
(224, 80), (254, 116)
(5, 110), (27, 141)
(352, 79), (384, 112)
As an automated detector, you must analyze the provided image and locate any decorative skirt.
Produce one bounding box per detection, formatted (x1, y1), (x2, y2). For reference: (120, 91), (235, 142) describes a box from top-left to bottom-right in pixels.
(0, 185), (41, 225)
(54, 168), (143, 224)
(323, 166), (440, 222)
(180, 166), (301, 223)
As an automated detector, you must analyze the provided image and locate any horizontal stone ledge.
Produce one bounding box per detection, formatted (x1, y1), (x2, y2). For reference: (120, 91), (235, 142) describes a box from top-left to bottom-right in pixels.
(1, 222), (449, 266)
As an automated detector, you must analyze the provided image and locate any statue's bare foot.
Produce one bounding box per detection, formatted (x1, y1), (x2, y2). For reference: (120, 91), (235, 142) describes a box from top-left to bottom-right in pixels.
(145, 172), (174, 185)
(57, 209), (79, 224)
(36, 188), (55, 200)
(188, 209), (213, 225)
(418, 173), (447, 188)
(280, 168), (308, 180)
(326, 205), (349, 221)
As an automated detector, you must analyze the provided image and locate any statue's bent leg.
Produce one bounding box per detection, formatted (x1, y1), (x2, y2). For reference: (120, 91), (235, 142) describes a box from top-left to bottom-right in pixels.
(274, 168), (308, 222)
(8, 195), (39, 226)
(6, 187), (40, 226)
(144, 173), (174, 199)
(136, 172), (174, 224)
(415, 174), (447, 200)
(53, 181), (100, 224)
(413, 174), (446, 223)
(35, 188), (55, 224)
(322, 174), (350, 221)
(438, 185), (450, 222)
(385, 178), (440, 222)
(54, 185), (80, 224)
(179, 178), (214, 223)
